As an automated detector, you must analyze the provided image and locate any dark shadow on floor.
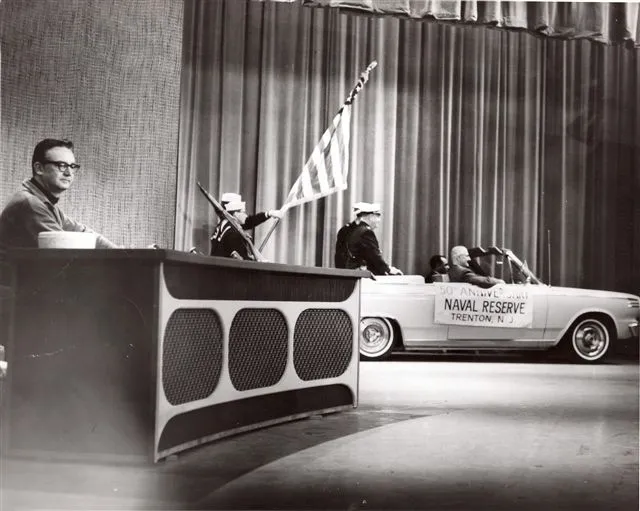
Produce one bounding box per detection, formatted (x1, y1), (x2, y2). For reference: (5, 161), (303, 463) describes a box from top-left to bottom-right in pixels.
(1, 406), (442, 510)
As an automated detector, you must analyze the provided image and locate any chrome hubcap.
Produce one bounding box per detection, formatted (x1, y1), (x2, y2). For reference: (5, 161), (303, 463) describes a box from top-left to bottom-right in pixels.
(360, 319), (392, 357)
(363, 325), (384, 346)
(574, 321), (608, 360)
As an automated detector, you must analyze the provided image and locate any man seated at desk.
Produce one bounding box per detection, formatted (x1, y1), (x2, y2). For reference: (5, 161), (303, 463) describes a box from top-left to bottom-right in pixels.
(0, 138), (120, 250)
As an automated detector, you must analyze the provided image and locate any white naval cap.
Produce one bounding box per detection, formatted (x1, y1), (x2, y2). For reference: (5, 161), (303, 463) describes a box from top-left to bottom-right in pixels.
(352, 202), (366, 215)
(355, 202), (382, 215)
(221, 192), (242, 204)
(224, 200), (246, 212)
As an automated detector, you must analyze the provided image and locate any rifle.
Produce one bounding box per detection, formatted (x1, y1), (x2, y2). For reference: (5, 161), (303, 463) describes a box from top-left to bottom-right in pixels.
(196, 182), (266, 262)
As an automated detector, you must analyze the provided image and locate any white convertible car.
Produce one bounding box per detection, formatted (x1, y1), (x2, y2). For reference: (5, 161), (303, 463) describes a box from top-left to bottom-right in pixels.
(360, 247), (639, 363)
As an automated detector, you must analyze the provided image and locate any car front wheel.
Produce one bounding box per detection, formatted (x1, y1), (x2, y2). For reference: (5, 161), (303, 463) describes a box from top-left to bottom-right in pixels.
(567, 316), (613, 363)
(360, 317), (395, 361)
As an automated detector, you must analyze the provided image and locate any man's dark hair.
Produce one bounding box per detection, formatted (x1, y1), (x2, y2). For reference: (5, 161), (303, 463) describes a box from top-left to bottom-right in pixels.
(32, 139), (74, 173)
(429, 254), (447, 271)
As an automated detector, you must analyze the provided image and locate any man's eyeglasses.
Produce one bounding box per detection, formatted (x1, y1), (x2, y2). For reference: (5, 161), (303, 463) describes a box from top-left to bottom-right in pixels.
(42, 160), (81, 172)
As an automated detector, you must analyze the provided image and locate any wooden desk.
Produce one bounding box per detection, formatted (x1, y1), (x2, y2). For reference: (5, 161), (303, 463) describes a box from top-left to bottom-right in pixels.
(2, 249), (364, 462)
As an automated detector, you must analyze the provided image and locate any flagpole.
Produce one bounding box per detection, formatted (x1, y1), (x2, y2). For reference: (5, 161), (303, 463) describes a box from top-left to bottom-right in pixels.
(258, 60), (378, 252)
(196, 182), (265, 262)
(344, 60), (377, 106)
(259, 217), (280, 252)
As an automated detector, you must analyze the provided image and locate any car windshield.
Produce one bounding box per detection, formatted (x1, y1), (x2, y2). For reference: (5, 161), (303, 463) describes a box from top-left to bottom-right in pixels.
(472, 250), (543, 285)
(504, 250), (543, 284)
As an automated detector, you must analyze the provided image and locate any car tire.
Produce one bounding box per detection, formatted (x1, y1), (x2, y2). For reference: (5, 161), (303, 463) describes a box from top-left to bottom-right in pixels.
(359, 317), (395, 361)
(565, 316), (614, 363)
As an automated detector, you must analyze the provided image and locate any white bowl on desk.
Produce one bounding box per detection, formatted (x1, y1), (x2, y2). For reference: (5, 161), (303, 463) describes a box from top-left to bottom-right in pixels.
(37, 231), (97, 249)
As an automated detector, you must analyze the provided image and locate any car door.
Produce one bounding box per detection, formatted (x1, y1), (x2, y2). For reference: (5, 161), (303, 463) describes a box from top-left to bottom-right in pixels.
(360, 276), (449, 347)
(442, 251), (549, 343)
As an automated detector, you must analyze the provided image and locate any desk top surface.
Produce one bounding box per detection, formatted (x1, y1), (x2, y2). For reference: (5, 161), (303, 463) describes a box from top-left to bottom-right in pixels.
(6, 248), (369, 279)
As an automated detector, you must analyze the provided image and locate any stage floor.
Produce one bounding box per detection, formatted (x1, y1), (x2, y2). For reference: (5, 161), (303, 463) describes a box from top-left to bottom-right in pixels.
(1, 354), (638, 510)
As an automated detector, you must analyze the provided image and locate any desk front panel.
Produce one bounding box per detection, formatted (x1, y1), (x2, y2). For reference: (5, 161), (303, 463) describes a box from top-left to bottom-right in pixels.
(154, 261), (361, 460)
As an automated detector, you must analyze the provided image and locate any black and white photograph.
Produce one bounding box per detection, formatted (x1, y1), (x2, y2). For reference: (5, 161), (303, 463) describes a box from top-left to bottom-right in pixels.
(0, 0), (638, 509)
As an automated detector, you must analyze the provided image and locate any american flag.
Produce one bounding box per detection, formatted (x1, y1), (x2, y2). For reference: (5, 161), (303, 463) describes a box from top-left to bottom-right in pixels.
(258, 61), (377, 251)
(282, 105), (352, 209)
(281, 61), (377, 211)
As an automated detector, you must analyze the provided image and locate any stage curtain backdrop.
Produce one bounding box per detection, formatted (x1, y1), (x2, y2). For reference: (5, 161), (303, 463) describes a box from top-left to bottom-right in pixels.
(176, 0), (639, 293)
(302, 0), (640, 48)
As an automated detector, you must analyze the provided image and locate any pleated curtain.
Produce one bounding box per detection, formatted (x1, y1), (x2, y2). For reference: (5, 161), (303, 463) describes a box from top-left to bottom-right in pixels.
(176, 0), (639, 293)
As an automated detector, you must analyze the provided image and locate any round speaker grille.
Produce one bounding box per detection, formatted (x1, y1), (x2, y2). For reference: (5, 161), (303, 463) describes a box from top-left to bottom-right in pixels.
(294, 309), (352, 381)
(162, 308), (223, 405)
(229, 308), (288, 391)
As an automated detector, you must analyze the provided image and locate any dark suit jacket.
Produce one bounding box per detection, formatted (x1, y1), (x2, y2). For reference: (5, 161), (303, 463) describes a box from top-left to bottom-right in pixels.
(334, 221), (357, 268)
(448, 264), (502, 288)
(425, 271), (447, 283)
(345, 223), (390, 275)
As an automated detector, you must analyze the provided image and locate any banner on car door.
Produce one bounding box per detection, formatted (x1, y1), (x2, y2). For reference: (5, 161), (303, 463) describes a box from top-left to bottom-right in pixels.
(434, 285), (533, 328)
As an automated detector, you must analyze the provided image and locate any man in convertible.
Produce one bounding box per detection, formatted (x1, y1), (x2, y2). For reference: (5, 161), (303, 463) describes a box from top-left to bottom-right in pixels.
(448, 245), (504, 288)
(425, 254), (449, 283)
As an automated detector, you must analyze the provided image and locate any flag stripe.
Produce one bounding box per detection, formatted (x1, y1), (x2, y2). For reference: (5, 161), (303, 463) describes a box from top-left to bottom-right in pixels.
(284, 104), (352, 209)
(312, 147), (329, 192)
(331, 106), (349, 189)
